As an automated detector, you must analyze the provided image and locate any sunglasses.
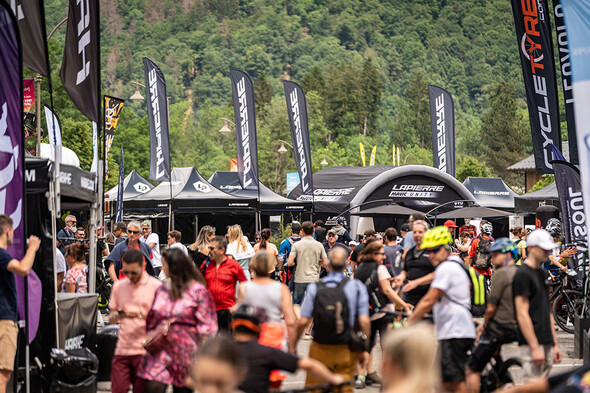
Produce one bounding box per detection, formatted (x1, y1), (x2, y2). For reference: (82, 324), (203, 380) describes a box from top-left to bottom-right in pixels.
(122, 269), (140, 275)
(128, 230), (140, 234)
(375, 252), (386, 255)
(142, 228), (150, 231)
(208, 246), (216, 250)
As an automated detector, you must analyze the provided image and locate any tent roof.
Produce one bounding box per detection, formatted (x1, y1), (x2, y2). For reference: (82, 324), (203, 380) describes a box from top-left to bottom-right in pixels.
(462, 177), (518, 210)
(173, 169), (257, 212)
(124, 167), (193, 211)
(105, 170), (153, 201)
(507, 141), (569, 171)
(208, 171), (312, 213)
(514, 182), (559, 213)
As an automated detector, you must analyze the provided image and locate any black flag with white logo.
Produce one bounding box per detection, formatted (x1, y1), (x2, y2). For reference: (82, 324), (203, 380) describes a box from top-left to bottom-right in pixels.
(510, 0), (561, 174)
(284, 81), (314, 196)
(550, 145), (587, 272)
(552, 0), (578, 165)
(13, 0), (49, 76)
(60, 0), (99, 123)
(143, 58), (171, 182)
(230, 69), (259, 191)
(428, 85), (455, 177)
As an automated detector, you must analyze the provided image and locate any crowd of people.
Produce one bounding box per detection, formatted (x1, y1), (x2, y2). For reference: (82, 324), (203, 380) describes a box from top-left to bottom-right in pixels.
(0, 211), (587, 393)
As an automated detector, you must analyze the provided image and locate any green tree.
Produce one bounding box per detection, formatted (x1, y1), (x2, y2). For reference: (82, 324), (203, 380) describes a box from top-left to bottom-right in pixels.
(360, 57), (382, 137)
(254, 71), (273, 117)
(395, 72), (430, 148)
(455, 156), (490, 182)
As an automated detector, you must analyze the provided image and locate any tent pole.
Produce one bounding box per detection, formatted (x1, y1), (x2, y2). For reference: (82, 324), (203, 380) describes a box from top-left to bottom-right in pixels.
(49, 180), (60, 347)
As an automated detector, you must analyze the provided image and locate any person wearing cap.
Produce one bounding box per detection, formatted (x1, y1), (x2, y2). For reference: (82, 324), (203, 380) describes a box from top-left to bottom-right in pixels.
(323, 229), (350, 258)
(466, 238), (519, 393)
(232, 304), (344, 393)
(333, 217), (352, 245)
(444, 220), (458, 234)
(513, 229), (562, 381)
(407, 226), (475, 393)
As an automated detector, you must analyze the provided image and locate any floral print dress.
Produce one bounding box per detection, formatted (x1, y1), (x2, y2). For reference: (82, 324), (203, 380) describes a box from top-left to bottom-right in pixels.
(138, 281), (218, 386)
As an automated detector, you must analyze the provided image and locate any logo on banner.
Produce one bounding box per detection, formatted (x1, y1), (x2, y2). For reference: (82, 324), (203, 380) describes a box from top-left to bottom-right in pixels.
(133, 183), (150, 193)
(193, 181), (211, 193)
(434, 94), (447, 172)
(389, 184), (444, 198)
(0, 102), (22, 229)
(148, 69), (167, 180)
(9, 0), (23, 20)
(236, 77), (253, 188)
(65, 334), (85, 350)
(74, 0), (92, 85)
(289, 89), (310, 193)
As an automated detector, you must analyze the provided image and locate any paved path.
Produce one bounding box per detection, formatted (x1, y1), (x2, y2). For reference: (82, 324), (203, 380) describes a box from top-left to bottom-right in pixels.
(98, 327), (584, 392)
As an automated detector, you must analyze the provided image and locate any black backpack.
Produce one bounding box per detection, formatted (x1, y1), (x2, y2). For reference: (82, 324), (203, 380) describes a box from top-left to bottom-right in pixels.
(354, 262), (389, 315)
(312, 278), (351, 345)
(474, 237), (492, 270)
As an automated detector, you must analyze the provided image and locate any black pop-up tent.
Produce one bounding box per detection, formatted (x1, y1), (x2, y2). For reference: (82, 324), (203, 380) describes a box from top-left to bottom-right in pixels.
(208, 171), (312, 214)
(463, 177), (519, 211)
(514, 182), (559, 214)
(104, 170), (153, 202)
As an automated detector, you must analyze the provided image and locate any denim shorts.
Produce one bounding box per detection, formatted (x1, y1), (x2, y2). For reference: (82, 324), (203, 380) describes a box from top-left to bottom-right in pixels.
(293, 282), (310, 305)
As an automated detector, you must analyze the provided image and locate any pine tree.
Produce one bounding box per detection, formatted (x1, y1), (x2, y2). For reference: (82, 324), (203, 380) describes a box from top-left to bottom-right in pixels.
(254, 71), (273, 117)
(360, 57), (382, 137)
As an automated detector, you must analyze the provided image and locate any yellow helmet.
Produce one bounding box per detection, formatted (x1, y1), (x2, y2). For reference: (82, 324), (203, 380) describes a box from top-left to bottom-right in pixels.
(421, 226), (453, 249)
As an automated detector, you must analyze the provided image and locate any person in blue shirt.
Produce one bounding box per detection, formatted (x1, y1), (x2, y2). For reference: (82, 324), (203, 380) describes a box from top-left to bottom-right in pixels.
(278, 222), (302, 288)
(57, 214), (76, 255)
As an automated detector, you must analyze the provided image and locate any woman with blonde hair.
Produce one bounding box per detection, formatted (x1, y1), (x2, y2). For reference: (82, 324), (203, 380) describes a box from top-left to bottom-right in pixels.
(381, 323), (439, 393)
(226, 224), (255, 280)
(188, 225), (215, 268)
(237, 250), (297, 388)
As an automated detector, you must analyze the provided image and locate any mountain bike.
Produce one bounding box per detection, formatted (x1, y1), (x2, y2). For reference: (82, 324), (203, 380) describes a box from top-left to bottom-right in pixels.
(479, 346), (522, 392)
(550, 270), (585, 333)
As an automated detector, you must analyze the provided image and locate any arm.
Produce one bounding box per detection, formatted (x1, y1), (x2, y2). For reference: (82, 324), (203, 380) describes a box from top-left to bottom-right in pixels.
(281, 285), (298, 353)
(56, 272), (64, 292)
(236, 282), (247, 304)
(287, 253), (296, 267)
(295, 316), (310, 344)
(379, 279), (412, 312)
(148, 242), (157, 250)
(476, 303), (498, 340)
(108, 262), (118, 283)
(514, 295), (544, 365)
(550, 314), (561, 363)
(402, 271), (435, 292)
(407, 287), (443, 324)
(298, 358), (344, 386)
(358, 314), (371, 339)
(392, 270), (407, 287)
(469, 238), (478, 259)
(6, 236), (41, 276)
(320, 256), (329, 269)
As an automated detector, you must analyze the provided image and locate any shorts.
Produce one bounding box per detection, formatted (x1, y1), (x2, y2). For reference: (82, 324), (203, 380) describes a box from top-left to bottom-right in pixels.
(293, 282), (310, 306)
(439, 338), (474, 383)
(467, 329), (510, 372)
(0, 320), (18, 371)
(520, 344), (554, 380)
(369, 314), (393, 350)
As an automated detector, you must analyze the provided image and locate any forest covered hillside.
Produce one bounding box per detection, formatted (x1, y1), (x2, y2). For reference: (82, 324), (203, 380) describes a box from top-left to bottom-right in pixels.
(36, 0), (555, 192)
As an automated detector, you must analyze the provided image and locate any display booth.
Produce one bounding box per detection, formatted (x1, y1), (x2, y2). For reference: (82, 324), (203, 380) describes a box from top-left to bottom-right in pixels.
(514, 182), (559, 214)
(462, 177), (518, 211)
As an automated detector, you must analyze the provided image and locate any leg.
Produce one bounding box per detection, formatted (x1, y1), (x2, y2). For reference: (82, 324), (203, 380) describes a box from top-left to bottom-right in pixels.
(111, 355), (132, 393)
(439, 339), (472, 393)
(292, 283), (308, 320)
(145, 379), (168, 393)
(0, 321), (18, 393)
(464, 369), (481, 393)
(172, 386), (193, 393)
(216, 309), (232, 333)
(331, 345), (358, 393)
(465, 329), (502, 393)
(130, 355), (146, 393)
(0, 370), (11, 393)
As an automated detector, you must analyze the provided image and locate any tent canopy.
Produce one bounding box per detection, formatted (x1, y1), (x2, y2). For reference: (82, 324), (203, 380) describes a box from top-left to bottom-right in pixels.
(514, 182), (559, 214)
(105, 170), (153, 201)
(124, 167), (193, 211)
(463, 177), (518, 210)
(208, 171), (312, 213)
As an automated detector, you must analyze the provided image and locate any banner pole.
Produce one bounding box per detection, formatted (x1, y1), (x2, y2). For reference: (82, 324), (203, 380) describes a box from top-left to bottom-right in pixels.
(35, 74), (41, 156)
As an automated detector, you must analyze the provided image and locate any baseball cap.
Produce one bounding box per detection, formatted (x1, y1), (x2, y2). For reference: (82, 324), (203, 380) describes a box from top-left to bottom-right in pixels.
(327, 229), (337, 236)
(349, 240), (359, 246)
(400, 223), (411, 232)
(526, 229), (558, 251)
(291, 222), (302, 232)
(336, 217), (345, 224)
(444, 220), (458, 228)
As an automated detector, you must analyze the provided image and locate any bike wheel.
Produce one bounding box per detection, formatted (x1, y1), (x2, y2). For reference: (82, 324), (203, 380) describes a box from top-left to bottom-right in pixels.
(552, 290), (584, 334)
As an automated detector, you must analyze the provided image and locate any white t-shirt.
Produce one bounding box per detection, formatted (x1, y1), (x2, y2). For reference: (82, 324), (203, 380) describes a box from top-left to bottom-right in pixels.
(431, 257), (476, 340)
(141, 233), (162, 268)
(55, 248), (66, 274)
(371, 264), (396, 321)
(170, 242), (188, 256)
(227, 239), (255, 261)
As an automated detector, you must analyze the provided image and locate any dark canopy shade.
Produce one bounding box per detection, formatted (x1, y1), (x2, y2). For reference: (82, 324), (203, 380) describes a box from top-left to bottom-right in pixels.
(124, 167), (193, 212)
(463, 177), (518, 210)
(174, 169), (256, 212)
(208, 171), (312, 213)
(514, 182), (559, 214)
(352, 204), (422, 217)
(435, 206), (513, 219)
(104, 170), (153, 201)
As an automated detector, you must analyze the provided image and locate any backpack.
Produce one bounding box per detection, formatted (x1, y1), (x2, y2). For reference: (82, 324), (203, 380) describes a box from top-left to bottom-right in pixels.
(354, 262), (389, 315)
(312, 278), (351, 345)
(473, 237), (492, 270)
(448, 259), (487, 317)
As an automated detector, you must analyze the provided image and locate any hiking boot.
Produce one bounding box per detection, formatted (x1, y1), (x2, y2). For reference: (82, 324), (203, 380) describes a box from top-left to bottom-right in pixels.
(366, 371), (382, 385)
(354, 377), (366, 389)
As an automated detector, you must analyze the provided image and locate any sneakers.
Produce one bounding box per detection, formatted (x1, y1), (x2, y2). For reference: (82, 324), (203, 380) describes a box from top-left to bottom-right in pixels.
(366, 371), (382, 386)
(354, 377), (366, 389)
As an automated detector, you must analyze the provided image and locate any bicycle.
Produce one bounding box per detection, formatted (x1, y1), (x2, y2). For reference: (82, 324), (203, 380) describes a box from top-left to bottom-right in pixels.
(550, 270), (585, 333)
(479, 346), (522, 392)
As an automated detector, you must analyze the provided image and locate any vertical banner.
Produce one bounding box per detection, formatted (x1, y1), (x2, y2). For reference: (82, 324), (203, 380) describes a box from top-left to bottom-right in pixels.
(90, 121), (98, 173)
(370, 145), (376, 166)
(397, 146), (401, 166)
(392, 143), (396, 166)
(550, 145), (587, 271)
(115, 147), (124, 223)
(143, 58), (171, 181)
(561, 0), (590, 251)
(428, 85), (455, 176)
(43, 105), (62, 163)
(13, 0), (49, 76)
(230, 69), (259, 191)
(359, 142), (366, 166)
(23, 78), (34, 112)
(510, 0), (561, 174)
(60, 0), (99, 123)
(553, 0), (578, 164)
(104, 95), (124, 176)
(283, 81), (314, 195)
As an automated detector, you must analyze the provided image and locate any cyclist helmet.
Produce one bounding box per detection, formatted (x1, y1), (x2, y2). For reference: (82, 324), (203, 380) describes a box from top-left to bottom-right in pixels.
(420, 226), (453, 249)
(545, 218), (563, 238)
(231, 305), (264, 335)
(488, 237), (519, 260)
(481, 222), (493, 235)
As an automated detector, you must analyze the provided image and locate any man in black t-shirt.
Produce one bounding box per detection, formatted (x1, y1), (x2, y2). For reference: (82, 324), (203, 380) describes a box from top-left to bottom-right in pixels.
(393, 221), (433, 306)
(231, 305), (343, 393)
(513, 229), (562, 381)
